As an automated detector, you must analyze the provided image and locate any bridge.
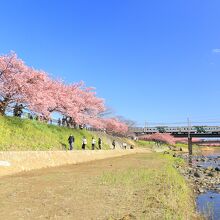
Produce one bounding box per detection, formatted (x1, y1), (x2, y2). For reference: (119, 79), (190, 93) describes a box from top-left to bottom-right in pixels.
(129, 126), (220, 155)
(129, 126), (220, 138)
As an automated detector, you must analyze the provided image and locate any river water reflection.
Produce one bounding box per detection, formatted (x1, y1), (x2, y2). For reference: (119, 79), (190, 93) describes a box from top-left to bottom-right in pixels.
(196, 147), (220, 220)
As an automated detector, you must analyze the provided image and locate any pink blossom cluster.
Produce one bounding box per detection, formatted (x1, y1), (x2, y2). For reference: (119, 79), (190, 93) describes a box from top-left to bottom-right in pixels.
(104, 118), (129, 134)
(140, 134), (203, 145)
(174, 138), (201, 144)
(140, 133), (176, 145)
(0, 52), (128, 134)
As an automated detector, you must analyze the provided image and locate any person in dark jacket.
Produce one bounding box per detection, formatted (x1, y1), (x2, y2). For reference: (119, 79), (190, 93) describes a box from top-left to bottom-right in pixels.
(112, 140), (116, 149)
(58, 118), (61, 126)
(68, 135), (75, 150)
(98, 138), (102, 149)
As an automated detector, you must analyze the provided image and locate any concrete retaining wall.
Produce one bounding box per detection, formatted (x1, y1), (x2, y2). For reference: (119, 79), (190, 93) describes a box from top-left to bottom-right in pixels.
(0, 149), (150, 177)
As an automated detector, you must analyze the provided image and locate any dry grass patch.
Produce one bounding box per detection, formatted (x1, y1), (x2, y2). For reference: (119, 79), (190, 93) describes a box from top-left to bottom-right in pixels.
(99, 154), (201, 220)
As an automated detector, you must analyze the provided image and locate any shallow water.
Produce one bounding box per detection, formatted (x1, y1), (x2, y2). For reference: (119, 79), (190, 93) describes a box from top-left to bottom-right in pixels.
(196, 148), (220, 220)
(197, 191), (220, 220)
(197, 156), (220, 169)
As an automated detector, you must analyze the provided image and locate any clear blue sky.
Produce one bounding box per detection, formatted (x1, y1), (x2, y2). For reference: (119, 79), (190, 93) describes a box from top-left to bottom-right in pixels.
(0, 0), (220, 126)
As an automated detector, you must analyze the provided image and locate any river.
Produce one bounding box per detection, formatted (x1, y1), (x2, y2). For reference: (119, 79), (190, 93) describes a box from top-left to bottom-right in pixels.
(196, 147), (220, 220)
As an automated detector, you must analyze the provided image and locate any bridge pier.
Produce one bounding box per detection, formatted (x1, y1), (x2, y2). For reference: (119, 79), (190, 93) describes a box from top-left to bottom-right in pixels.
(188, 137), (192, 155)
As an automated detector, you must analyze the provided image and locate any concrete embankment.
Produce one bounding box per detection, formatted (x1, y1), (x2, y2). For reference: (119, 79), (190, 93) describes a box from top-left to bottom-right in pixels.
(0, 149), (150, 177)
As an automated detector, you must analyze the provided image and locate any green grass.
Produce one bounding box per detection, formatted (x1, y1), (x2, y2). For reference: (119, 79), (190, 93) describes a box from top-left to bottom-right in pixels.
(138, 140), (203, 155)
(136, 140), (155, 148)
(175, 142), (203, 155)
(99, 154), (200, 219)
(0, 116), (109, 150)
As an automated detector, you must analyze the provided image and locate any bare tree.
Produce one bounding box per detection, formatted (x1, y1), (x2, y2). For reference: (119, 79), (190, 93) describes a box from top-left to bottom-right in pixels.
(116, 115), (137, 128)
(99, 106), (115, 118)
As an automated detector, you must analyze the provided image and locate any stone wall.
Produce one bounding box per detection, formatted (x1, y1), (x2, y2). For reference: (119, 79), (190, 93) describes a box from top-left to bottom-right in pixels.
(0, 149), (150, 177)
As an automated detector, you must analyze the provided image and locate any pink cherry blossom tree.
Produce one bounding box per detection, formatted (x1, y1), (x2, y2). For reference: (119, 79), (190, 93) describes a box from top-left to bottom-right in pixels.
(174, 137), (201, 144)
(140, 133), (176, 145)
(0, 52), (58, 117)
(0, 52), (129, 135)
(104, 118), (128, 135)
(24, 70), (57, 118)
(0, 52), (31, 115)
(63, 83), (106, 126)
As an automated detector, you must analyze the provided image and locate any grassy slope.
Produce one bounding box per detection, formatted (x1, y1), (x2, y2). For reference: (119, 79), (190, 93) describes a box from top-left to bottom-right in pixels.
(137, 140), (155, 148)
(0, 116), (137, 151)
(137, 140), (189, 149)
(0, 116), (111, 150)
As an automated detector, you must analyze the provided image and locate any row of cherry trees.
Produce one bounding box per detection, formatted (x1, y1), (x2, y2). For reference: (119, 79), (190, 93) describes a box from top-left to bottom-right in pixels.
(0, 52), (128, 134)
(140, 133), (201, 145)
(140, 133), (176, 145)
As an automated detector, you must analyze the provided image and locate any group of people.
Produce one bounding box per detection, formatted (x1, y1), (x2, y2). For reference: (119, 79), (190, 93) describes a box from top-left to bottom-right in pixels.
(111, 140), (133, 149)
(68, 135), (103, 150)
(67, 135), (134, 150)
(13, 109), (53, 123)
(58, 117), (83, 128)
(13, 104), (23, 117)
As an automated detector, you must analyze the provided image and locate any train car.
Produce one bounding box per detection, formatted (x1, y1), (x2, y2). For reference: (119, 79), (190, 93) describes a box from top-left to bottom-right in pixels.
(130, 126), (220, 135)
(203, 126), (220, 134)
(129, 127), (144, 133)
(164, 127), (180, 134)
(143, 127), (158, 133)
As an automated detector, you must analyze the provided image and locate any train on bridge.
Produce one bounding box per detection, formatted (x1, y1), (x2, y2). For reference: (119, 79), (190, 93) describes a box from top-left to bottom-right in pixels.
(130, 126), (220, 135)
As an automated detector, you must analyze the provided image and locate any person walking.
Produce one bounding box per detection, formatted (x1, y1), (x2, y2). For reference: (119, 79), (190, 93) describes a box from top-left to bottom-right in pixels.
(58, 118), (61, 126)
(17, 104), (23, 117)
(98, 138), (102, 149)
(82, 136), (87, 150)
(112, 140), (116, 149)
(13, 104), (19, 117)
(122, 142), (127, 149)
(68, 135), (75, 150)
(62, 117), (66, 126)
(91, 137), (96, 150)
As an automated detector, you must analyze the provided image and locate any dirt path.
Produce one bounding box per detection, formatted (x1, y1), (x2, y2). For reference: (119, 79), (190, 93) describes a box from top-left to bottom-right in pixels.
(0, 153), (197, 220)
(0, 153), (156, 220)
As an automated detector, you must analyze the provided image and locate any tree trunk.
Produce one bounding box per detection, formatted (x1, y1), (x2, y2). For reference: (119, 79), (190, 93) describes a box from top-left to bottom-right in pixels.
(0, 102), (7, 115)
(0, 97), (11, 116)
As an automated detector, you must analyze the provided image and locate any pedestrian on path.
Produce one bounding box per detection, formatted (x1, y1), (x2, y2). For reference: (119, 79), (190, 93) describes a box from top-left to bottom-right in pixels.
(82, 136), (87, 150)
(98, 138), (102, 149)
(112, 140), (116, 149)
(92, 137), (96, 150)
(68, 135), (75, 150)
(122, 142), (127, 149)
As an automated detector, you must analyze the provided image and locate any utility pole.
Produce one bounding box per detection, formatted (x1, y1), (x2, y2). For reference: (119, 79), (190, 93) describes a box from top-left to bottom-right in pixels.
(187, 118), (193, 161)
(144, 121), (147, 133)
(187, 117), (191, 139)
